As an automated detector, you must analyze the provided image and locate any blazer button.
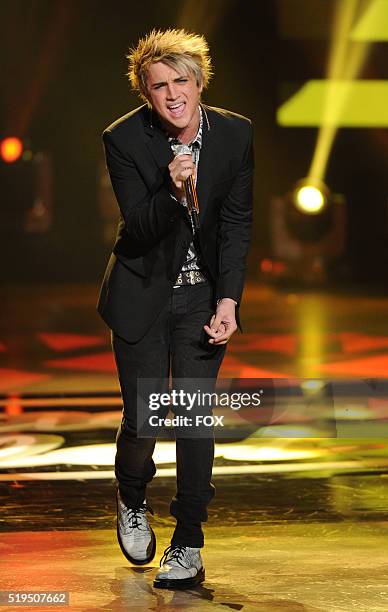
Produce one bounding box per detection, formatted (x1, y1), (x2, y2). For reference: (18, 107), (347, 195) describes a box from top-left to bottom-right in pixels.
(169, 215), (176, 222)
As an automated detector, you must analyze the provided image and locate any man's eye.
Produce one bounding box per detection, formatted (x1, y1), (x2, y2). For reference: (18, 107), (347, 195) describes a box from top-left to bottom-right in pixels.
(177, 79), (188, 83)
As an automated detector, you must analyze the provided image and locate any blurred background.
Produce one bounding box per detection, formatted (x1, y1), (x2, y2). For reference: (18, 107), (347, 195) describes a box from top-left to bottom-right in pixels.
(1, 0), (387, 286)
(2, 3), (388, 608)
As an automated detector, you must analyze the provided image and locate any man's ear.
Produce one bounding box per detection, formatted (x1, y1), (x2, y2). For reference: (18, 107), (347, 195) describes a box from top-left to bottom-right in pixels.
(196, 75), (203, 94)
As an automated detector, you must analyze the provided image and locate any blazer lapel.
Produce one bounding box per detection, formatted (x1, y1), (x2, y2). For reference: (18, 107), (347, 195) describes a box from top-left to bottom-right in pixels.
(142, 107), (174, 190)
(197, 106), (216, 221)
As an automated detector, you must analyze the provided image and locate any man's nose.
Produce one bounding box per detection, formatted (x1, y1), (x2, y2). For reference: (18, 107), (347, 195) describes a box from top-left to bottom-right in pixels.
(166, 82), (178, 99)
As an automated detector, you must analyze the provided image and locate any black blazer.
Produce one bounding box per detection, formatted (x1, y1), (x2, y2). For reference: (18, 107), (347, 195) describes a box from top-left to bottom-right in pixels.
(97, 103), (254, 343)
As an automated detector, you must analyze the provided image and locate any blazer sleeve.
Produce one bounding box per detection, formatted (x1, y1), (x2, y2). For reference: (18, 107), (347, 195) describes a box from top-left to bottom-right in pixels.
(216, 121), (254, 305)
(103, 130), (182, 250)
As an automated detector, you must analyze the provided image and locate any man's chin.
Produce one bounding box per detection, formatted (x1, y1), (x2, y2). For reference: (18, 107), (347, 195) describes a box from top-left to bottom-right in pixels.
(164, 116), (188, 129)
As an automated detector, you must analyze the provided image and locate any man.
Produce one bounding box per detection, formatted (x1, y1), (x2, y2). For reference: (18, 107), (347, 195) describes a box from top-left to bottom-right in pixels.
(98, 28), (253, 589)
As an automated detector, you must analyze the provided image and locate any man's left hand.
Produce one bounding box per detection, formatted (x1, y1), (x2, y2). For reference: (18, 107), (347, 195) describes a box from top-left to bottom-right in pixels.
(204, 298), (237, 345)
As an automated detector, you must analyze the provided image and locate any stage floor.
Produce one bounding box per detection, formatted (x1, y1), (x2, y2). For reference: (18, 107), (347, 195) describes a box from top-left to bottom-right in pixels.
(2, 510), (388, 610)
(1, 282), (388, 610)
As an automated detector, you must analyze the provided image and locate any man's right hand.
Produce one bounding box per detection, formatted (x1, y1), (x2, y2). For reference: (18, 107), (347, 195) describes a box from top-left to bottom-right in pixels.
(168, 154), (196, 200)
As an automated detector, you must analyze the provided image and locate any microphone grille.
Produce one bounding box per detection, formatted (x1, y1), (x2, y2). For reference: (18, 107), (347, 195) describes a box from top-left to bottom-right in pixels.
(174, 144), (192, 157)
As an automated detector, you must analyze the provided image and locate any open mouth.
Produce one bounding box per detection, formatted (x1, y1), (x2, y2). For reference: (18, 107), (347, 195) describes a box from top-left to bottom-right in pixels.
(167, 102), (185, 118)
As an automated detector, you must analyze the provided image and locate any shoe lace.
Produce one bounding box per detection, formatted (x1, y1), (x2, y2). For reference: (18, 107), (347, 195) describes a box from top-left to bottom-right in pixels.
(160, 545), (189, 569)
(123, 502), (153, 532)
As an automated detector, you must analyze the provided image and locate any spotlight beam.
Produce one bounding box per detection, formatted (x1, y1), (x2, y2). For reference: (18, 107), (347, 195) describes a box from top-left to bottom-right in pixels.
(308, 0), (374, 182)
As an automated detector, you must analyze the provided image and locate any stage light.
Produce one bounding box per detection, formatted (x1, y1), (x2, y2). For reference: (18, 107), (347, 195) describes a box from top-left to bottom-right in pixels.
(301, 380), (326, 392)
(0, 137), (23, 163)
(292, 178), (329, 215)
(268, 184), (346, 285)
(219, 443), (321, 462)
(295, 186), (325, 214)
(351, 0), (388, 41)
(260, 258), (273, 273)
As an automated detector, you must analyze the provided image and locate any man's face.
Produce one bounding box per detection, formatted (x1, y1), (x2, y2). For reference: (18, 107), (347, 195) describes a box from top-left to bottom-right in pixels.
(146, 61), (202, 137)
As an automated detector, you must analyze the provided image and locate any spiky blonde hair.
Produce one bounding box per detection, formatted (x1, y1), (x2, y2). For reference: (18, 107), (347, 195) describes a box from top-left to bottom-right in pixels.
(127, 28), (213, 101)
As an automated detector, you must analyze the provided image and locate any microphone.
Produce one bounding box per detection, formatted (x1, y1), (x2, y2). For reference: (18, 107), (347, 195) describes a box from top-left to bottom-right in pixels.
(174, 144), (200, 230)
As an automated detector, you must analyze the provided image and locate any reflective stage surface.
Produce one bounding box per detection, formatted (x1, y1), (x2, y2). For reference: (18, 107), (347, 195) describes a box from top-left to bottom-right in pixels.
(2, 479), (388, 611)
(1, 283), (388, 611)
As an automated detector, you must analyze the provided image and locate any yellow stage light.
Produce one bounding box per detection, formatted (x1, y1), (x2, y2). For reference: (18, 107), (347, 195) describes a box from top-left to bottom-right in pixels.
(301, 380), (326, 392)
(292, 179), (329, 215)
(351, 0), (388, 41)
(277, 80), (388, 128)
(295, 186), (325, 214)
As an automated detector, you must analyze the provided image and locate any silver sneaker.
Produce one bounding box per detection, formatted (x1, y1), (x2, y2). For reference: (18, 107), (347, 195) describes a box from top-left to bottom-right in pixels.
(116, 489), (156, 565)
(153, 545), (205, 589)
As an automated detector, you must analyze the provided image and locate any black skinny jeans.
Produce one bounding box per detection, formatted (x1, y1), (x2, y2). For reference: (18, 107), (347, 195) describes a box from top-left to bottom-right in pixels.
(112, 281), (226, 548)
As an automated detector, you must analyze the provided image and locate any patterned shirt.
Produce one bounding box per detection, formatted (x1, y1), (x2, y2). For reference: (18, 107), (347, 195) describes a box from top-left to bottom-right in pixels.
(168, 106), (207, 287)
